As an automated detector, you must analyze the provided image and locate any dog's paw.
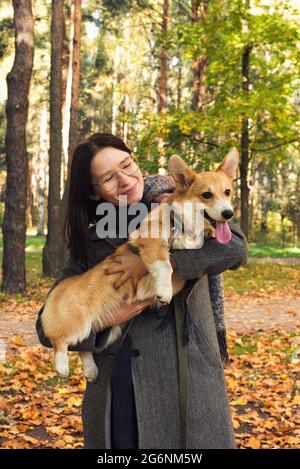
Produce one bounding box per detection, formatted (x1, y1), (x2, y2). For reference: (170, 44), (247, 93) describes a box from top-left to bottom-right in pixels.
(84, 363), (99, 383)
(148, 260), (173, 304)
(155, 284), (173, 305)
(55, 352), (69, 379)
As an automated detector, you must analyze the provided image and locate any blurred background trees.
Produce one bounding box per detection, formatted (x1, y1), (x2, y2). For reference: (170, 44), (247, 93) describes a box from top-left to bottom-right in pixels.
(0, 0), (299, 290)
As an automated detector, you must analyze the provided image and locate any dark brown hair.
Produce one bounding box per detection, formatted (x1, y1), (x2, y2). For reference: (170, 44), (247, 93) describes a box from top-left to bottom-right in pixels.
(64, 132), (132, 265)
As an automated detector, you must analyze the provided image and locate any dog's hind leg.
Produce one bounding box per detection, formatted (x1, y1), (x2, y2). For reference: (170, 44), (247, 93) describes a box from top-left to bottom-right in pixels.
(53, 340), (69, 379)
(80, 351), (99, 382)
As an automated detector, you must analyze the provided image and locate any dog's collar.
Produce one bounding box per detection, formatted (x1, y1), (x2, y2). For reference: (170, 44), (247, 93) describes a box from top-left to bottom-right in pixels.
(169, 210), (199, 249)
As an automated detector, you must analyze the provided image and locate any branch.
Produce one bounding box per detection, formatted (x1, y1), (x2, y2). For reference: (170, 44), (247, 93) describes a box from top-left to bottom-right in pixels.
(251, 138), (299, 152)
(182, 134), (220, 148)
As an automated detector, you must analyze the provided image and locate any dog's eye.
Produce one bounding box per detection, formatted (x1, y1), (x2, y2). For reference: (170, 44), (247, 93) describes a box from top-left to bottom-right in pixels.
(202, 192), (213, 199)
(225, 189), (231, 196)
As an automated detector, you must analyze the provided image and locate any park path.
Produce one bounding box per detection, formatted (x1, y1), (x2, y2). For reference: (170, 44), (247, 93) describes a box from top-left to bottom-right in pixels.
(0, 257), (299, 356)
(247, 257), (300, 264)
(225, 292), (300, 333)
(0, 291), (299, 358)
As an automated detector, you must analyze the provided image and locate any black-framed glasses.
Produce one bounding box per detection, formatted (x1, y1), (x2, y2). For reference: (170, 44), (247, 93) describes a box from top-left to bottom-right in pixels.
(91, 155), (139, 192)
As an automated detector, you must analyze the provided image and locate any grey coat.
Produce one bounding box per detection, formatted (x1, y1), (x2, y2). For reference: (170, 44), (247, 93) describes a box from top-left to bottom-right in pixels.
(36, 221), (248, 449)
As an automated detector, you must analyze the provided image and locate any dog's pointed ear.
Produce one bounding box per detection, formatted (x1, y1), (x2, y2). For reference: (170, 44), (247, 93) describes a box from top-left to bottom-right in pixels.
(216, 147), (239, 179)
(168, 155), (195, 190)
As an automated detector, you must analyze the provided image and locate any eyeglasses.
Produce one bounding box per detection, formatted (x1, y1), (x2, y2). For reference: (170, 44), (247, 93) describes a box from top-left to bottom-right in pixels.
(91, 156), (139, 192)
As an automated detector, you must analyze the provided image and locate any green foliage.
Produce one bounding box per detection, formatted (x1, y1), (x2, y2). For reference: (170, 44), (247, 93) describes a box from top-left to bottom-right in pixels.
(0, 0), (299, 246)
(163, 0), (299, 158)
(0, 17), (14, 59)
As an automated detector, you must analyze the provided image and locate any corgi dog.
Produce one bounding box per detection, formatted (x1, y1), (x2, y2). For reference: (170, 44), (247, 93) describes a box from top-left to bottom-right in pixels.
(41, 148), (239, 382)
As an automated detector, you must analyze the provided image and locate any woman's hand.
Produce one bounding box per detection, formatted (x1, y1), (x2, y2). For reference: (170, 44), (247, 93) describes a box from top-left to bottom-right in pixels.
(106, 298), (154, 327)
(106, 251), (148, 289)
(106, 192), (173, 289)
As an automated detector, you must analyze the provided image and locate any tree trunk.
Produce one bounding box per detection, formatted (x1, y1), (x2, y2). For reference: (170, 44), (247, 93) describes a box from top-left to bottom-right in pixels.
(62, 5), (70, 185)
(42, 0), (64, 277)
(191, 1), (208, 111)
(111, 43), (120, 135)
(62, 0), (81, 176)
(60, 0), (82, 264)
(27, 159), (33, 230)
(294, 171), (300, 246)
(68, 0), (81, 167)
(36, 106), (48, 236)
(240, 44), (252, 238)
(123, 94), (130, 143)
(177, 58), (182, 110)
(2, 0), (34, 293)
(158, 0), (168, 113)
(157, 0), (169, 174)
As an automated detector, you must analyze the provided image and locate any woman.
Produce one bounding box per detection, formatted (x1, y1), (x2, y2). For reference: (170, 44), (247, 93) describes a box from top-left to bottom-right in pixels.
(36, 132), (248, 449)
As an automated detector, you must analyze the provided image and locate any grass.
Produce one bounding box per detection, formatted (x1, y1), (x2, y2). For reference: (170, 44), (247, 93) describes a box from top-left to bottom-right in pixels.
(223, 262), (300, 295)
(0, 251), (54, 306)
(0, 235), (299, 299)
(0, 235), (46, 250)
(248, 243), (300, 258)
(0, 250), (299, 301)
(0, 235), (300, 258)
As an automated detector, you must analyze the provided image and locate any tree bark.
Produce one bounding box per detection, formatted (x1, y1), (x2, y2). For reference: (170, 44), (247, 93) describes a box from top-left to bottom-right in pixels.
(62, 5), (70, 184)
(68, 0), (81, 167)
(191, 1), (208, 111)
(177, 58), (182, 110)
(158, 0), (168, 113)
(36, 105), (48, 236)
(111, 43), (120, 135)
(42, 0), (64, 277)
(157, 0), (169, 174)
(240, 44), (252, 238)
(60, 0), (82, 264)
(2, 0), (34, 293)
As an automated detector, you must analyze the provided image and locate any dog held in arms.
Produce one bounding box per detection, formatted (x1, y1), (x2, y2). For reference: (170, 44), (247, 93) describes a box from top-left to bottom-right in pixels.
(41, 148), (239, 382)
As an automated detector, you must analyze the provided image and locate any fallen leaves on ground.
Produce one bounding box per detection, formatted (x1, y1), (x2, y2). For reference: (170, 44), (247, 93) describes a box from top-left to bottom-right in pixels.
(0, 346), (85, 449)
(0, 327), (299, 449)
(226, 326), (300, 449)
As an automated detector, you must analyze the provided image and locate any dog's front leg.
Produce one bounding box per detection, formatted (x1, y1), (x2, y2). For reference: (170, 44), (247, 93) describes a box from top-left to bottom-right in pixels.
(133, 239), (173, 305)
(80, 351), (99, 382)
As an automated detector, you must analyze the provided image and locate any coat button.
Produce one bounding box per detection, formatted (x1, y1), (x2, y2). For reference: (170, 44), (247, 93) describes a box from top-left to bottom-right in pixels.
(131, 349), (140, 357)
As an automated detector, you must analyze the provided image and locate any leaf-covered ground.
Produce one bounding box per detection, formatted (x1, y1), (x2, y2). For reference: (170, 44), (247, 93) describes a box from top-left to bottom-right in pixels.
(0, 261), (299, 449)
(0, 327), (299, 449)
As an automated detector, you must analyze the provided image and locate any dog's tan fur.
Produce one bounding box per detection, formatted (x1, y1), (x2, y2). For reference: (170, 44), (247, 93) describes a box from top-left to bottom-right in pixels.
(42, 149), (239, 381)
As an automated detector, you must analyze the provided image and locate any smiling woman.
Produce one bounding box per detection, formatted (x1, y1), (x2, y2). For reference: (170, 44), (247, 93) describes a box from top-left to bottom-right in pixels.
(36, 131), (248, 449)
(63, 133), (145, 265)
(89, 146), (144, 205)
(90, 155), (140, 195)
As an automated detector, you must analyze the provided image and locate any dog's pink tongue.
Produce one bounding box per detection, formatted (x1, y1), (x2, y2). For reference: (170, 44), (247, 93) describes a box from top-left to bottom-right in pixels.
(215, 221), (232, 244)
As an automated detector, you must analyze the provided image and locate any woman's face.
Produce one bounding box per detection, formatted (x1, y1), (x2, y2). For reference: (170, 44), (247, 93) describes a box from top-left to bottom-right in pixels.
(90, 146), (144, 205)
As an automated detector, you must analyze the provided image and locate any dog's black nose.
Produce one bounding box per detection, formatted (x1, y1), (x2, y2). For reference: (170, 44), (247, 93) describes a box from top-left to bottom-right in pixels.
(221, 210), (234, 220)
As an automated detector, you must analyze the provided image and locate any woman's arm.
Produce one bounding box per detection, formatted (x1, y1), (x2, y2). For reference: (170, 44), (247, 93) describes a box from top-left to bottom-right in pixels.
(106, 221), (248, 285)
(171, 221), (248, 280)
(36, 253), (154, 353)
(35, 254), (112, 353)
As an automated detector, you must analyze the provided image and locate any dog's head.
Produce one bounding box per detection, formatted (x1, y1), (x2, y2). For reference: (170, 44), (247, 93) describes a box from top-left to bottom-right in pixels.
(167, 148), (239, 244)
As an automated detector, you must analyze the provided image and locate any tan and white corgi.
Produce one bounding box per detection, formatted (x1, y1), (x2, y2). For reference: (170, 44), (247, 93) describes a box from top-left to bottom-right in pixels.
(41, 148), (239, 381)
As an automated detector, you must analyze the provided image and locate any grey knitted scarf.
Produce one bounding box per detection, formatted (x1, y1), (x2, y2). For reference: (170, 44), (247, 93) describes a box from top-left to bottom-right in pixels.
(142, 174), (229, 363)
